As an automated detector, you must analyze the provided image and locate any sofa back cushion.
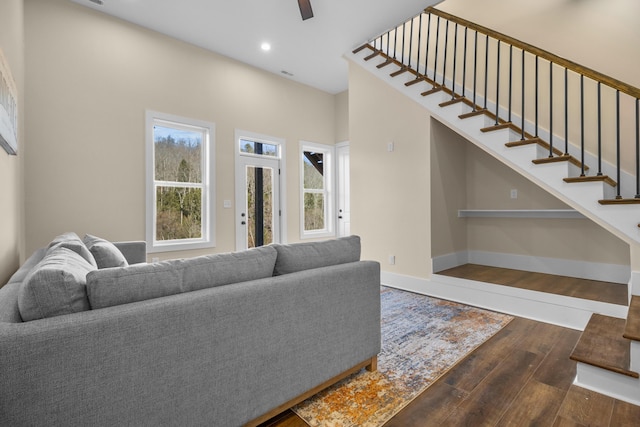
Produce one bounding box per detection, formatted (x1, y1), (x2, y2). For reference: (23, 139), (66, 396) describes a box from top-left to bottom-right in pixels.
(272, 235), (361, 275)
(48, 232), (97, 268)
(86, 246), (278, 309)
(83, 234), (129, 269)
(18, 246), (95, 321)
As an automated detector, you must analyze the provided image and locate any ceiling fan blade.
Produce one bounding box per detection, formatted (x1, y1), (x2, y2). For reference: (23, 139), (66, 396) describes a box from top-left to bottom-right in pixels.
(298, 0), (314, 20)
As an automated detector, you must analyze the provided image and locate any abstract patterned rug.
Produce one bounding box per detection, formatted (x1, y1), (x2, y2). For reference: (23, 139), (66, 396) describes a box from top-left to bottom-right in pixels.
(292, 286), (513, 426)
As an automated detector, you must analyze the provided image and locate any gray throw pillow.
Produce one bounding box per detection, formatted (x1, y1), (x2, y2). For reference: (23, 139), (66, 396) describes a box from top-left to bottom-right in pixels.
(48, 232), (97, 268)
(272, 235), (361, 275)
(83, 234), (129, 269)
(18, 246), (95, 321)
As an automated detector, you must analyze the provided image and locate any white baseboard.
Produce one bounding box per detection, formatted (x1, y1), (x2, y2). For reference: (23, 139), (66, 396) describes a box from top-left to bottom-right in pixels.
(381, 270), (628, 331)
(432, 250), (630, 284)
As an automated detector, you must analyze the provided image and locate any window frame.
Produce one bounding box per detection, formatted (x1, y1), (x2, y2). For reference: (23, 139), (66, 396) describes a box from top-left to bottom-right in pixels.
(145, 110), (216, 253)
(299, 141), (335, 239)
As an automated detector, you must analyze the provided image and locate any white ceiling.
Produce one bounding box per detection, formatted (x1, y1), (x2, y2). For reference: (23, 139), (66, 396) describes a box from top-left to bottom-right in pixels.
(69, 0), (442, 94)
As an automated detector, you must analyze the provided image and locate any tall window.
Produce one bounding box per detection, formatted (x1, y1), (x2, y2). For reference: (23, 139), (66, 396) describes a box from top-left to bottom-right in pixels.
(146, 111), (215, 252)
(300, 141), (334, 238)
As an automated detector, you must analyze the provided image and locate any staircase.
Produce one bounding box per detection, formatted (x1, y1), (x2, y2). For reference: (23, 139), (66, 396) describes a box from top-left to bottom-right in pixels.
(571, 296), (640, 405)
(346, 6), (640, 406)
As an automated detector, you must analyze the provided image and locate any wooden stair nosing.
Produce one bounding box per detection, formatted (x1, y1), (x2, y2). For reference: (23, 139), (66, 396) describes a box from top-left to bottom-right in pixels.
(364, 51), (381, 61)
(623, 296), (640, 342)
(352, 44), (372, 54)
(439, 96), (466, 108)
(569, 314), (638, 379)
(458, 108), (487, 120)
(563, 175), (617, 187)
(532, 154), (573, 165)
(405, 77), (425, 87)
(505, 138), (541, 148)
(599, 198), (640, 205)
(480, 122), (513, 133)
(390, 67), (408, 77)
(421, 86), (443, 97)
(376, 59), (394, 69)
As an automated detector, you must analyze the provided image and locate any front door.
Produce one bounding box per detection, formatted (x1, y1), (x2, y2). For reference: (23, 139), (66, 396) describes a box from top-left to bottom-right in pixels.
(235, 145), (281, 250)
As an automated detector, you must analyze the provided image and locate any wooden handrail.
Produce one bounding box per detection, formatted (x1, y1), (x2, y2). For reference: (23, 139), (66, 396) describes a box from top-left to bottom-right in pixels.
(425, 6), (640, 100)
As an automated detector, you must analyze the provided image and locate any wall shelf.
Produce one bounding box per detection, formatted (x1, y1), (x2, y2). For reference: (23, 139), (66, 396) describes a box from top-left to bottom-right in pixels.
(458, 209), (586, 219)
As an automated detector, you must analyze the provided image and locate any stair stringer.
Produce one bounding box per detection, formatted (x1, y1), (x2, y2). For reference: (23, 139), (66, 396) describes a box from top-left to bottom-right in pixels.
(346, 49), (640, 249)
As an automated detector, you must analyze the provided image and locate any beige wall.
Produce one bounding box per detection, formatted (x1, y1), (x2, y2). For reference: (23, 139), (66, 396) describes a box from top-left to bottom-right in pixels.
(430, 119), (628, 265)
(438, 0), (640, 89)
(464, 141), (629, 265)
(0, 0), (23, 284)
(24, 0), (337, 259)
(430, 120), (467, 257)
(349, 63), (431, 278)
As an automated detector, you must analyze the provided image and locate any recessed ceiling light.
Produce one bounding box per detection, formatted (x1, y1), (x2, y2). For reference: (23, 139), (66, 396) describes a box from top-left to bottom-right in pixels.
(88, 0), (104, 5)
(281, 70), (294, 77)
(261, 42), (271, 52)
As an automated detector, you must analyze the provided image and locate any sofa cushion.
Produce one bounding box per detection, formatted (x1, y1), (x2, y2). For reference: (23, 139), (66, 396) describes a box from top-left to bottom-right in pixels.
(86, 245), (278, 309)
(86, 260), (184, 309)
(18, 246), (95, 321)
(83, 234), (129, 269)
(272, 235), (361, 276)
(48, 232), (97, 268)
(182, 245), (278, 292)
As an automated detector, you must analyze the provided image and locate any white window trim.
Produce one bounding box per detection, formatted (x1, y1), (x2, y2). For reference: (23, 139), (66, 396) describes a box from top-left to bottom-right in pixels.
(145, 110), (216, 253)
(234, 129), (287, 246)
(299, 141), (335, 239)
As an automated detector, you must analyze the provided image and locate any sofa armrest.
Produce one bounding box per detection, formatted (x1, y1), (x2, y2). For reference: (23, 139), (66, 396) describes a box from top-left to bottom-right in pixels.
(113, 241), (146, 264)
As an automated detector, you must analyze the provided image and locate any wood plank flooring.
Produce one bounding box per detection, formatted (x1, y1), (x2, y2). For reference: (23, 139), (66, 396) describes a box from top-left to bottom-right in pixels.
(260, 268), (640, 427)
(437, 264), (628, 306)
(262, 318), (640, 426)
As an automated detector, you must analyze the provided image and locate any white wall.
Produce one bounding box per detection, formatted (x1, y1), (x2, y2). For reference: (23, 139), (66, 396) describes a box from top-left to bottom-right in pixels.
(0, 0), (23, 284)
(24, 0), (338, 259)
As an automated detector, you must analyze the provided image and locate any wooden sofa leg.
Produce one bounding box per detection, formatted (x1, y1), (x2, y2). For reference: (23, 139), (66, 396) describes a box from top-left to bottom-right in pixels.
(366, 356), (378, 372)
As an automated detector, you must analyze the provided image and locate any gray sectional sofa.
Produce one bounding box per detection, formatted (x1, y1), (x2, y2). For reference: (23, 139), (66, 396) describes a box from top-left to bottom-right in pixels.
(0, 233), (381, 426)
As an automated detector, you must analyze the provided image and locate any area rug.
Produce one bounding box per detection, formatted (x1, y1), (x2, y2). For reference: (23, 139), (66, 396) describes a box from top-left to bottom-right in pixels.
(292, 286), (513, 426)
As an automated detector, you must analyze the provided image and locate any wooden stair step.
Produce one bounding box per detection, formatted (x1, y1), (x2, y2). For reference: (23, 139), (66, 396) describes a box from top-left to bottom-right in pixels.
(505, 138), (541, 148)
(458, 108), (487, 120)
(563, 175), (617, 187)
(352, 44), (370, 54)
(390, 67), (408, 77)
(480, 122), (513, 133)
(599, 198), (640, 205)
(364, 51), (380, 61)
(376, 59), (394, 69)
(421, 86), (443, 97)
(439, 96), (466, 108)
(624, 296), (640, 341)
(532, 154), (573, 165)
(405, 77), (424, 87)
(570, 314), (639, 378)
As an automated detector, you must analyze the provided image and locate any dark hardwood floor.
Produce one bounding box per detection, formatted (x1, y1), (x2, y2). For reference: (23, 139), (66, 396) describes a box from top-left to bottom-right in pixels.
(437, 264), (628, 306)
(261, 267), (640, 427)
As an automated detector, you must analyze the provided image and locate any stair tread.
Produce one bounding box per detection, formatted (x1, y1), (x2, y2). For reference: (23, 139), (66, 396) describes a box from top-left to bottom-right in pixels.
(564, 175), (617, 187)
(532, 154), (573, 165)
(570, 314), (638, 378)
(599, 198), (640, 205)
(624, 296), (640, 341)
(458, 108), (487, 119)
